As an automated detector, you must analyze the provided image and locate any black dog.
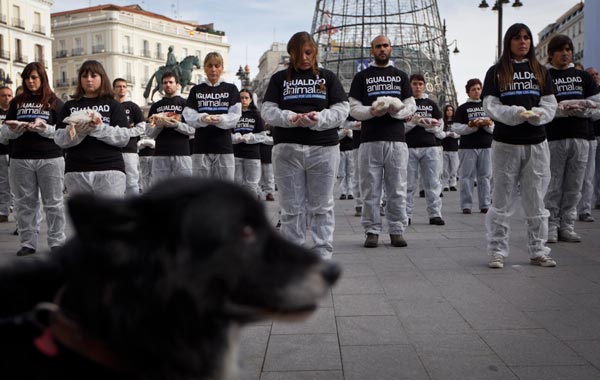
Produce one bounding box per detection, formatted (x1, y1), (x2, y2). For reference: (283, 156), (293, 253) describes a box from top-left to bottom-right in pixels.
(0, 178), (340, 379)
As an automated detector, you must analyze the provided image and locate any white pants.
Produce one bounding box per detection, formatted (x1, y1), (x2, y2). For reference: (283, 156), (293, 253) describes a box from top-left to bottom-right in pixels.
(337, 150), (355, 196)
(259, 163), (275, 195)
(594, 136), (600, 207)
(441, 151), (459, 188)
(545, 139), (589, 232)
(0, 154), (10, 216)
(359, 141), (408, 235)
(192, 153), (235, 181)
(139, 156), (153, 193)
(10, 158), (66, 249)
(234, 157), (261, 197)
(576, 139), (597, 216)
(152, 156), (193, 186)
(352, 148), (362, 207)
(459, 148), (492, 210)
(123, 153), (140, 197)
(486, 141), (551, 258)
(65, 170), (126, 199)
(406, 146), (443, 219)
(273, 143), (339, 259)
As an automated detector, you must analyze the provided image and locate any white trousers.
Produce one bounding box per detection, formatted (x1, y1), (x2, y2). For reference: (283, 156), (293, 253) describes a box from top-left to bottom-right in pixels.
(459, 148), (492, 210)
(337, 150), (355, 196)
(576, 139), (597, 216)
(193, 153), (235, 181)
(406, 146), (443, 219)
(234, 157), (261, 197)
(152, 156), (193, 186)
(123, 153), (140, 196)
(65, 170), (126, 199)
(441, 151), (459, 188)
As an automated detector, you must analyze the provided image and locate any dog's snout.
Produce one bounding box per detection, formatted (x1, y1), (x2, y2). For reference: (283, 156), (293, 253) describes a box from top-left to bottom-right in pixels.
(321, 263), (341, 286)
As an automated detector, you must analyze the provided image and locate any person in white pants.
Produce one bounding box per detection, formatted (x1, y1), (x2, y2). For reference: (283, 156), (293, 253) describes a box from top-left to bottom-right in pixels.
(452, 79), (494, 215)
(0, 86), (13, 223)
(441, 104), (459, 192)
(349, 35), (416, 248)
(137, 136), (154, 193)
(337, 120), (355, 200)
(349, 120), (363, 216)
(482, 23), (558, 269)
(258, 125), (275, 201)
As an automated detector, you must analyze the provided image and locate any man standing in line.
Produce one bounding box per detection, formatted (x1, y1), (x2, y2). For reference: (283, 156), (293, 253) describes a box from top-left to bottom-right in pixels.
(349, 35), (416, 248)
(145, 72), (195, 184)
(113, 78), (145, 196)
(0, 86), (13, 222)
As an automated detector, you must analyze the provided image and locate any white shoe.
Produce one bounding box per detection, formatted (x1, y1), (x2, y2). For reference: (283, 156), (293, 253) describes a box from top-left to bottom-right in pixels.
(547, 226), (558, 243)
(530, 255), (557, 267)
(488, 254), (504, 269)
(558, 229), (581, 243)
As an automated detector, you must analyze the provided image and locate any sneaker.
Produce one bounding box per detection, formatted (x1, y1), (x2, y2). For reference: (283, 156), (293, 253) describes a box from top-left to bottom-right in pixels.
(347, 194), (354, 200)
(578, 213), (594, 222)
(440, 192), (444, 198)
(462, 208), (471, 214)
(450, 186), (457, 191)
(443, 187), (449, 192)
(265, 193), (275, 201)
(379, 205), (385, 216)
(419, 190), (425, 198)
(558, 229), (581, 243)
(429, 217), (445, 225)
(488, 254), (504, 269)
(16, 247), (36, 257)
(547, 226), (558, 243)
(389, 234), (407, 247)
(339, 194), (347, 200)
(354, 206), (362, 217)
(480, 208), (489, 214)
(0, 214), (8, 223)
(530, 255), (557, 267)
(364, 233), (379, 248)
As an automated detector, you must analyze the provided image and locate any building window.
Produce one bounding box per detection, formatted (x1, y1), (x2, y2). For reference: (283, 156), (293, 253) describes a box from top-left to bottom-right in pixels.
(73, 37), (83, 56)
(93, 34), (104, 54)
(15, 38), (26, 63)
(182, 48), (188, 57)
(123, 35), (132, 55)
(34, 44), (45, 66)
(156, 43), (163, 60)
(142, 40), (150, 58)
(33, 11), (44, 34)
(57, 39), (67, 58)
(12, 5), (23, 29)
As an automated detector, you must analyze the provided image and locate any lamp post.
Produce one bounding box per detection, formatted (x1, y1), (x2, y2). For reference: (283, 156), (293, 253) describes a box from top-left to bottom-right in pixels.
(478, 0), (523, 60)
(447, 39), (460, 55)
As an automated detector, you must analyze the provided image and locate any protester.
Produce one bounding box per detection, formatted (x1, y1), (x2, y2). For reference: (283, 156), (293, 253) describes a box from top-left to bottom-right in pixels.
(0, 86), (13, 223)
(2, 62), (65, 256)
(452, 79), (494, 214)
(337, 120), (355, 200)
(258, 124), (275, 201)
(481, 23), (557, 268)
(441, 104), (459, 192)
(262, 31), (348, 259)
(349, 34), (416, 248)
(55, 60), (130, 198)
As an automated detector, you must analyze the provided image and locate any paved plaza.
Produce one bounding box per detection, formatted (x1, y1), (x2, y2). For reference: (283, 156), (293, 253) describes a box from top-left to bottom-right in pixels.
(1, 187), (599, 379)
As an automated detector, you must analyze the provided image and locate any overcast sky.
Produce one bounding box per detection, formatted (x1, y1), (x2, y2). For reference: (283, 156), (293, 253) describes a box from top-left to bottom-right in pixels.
(52, 0), (579, 103)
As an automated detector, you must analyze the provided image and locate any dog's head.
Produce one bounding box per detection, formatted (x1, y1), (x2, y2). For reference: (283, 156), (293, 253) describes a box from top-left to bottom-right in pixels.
(56, 178), (339, 374)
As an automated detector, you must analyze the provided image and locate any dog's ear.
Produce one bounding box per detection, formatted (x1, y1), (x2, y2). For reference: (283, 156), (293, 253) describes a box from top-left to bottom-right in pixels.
(67, 194), (137, 242)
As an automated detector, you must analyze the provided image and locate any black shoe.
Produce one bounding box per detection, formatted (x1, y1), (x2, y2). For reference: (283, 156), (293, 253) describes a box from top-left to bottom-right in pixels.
(354, 207), (362, 217)
(364, 233), (379, 248)
(443, 187), (449, 192)
(480, 208), (489, 214)
(390, 234), (407, 247)
(429, 217), (445, 225)
(440, 192), (443, 198)
(347, 194), (354, 200)
(462, 208), (471, 214)
(419, 190), (425, 198)
(339, 194), (347, 200)
(408, 218), (411, 225)
(13, 228), (18, 236)
(0, 214), (8, 223)
(16, 247), (36, 256)
(450, 186), (457, 191)
(275, 220), (281, 229)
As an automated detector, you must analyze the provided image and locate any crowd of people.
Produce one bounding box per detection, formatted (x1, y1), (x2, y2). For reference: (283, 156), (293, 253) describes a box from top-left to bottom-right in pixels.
(0, 24), (599, 269)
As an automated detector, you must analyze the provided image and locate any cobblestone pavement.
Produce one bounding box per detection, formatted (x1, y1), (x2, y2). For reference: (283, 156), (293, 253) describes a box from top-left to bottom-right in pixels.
(1, 187), (599, 380)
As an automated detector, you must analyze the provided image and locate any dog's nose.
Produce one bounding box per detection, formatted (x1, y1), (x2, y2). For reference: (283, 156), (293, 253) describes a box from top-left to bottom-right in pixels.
(321, 262), (341, 285)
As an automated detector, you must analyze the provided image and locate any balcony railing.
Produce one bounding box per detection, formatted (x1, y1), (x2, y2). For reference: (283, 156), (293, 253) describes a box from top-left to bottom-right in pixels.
(72, 47), (84, 56)
(122, 46), (133, 55)
(124, 75), (135, 84)
(56, 50), (68, 58)
(35, 58), (48, 68)
(141, 49), (152, 58)
(14, 54), (28, 64)
(0, 14), (7, 24)
(92, 45), (105, 54)
(12, 18), (24, 29)
(33, 24), (45, 34)
(155, 52), (165, 60)
(55, 79), (69, 88)
(0, 50), (9, 60)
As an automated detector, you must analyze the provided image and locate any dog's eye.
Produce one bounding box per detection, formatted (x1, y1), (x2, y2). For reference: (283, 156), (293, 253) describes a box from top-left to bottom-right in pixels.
(241, 226), (256, 242)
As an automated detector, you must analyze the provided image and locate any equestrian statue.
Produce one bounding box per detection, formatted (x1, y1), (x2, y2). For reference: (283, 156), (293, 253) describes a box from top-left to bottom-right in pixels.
(143, 46), (201, 101)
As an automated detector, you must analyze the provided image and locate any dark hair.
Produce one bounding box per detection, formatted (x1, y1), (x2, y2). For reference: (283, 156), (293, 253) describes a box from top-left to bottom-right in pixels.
(497, 23), (547, 94)
(410, 73), (425, 83)
(15, 61), (58, 111)
(112, 78), (127, 87)
(286, 32), (325, 92)
(240, 88), (257, 110)
(72, 60), (114, 100)
(443, 104), (455, 125)
(465, 78), (482, 94)
(161, 71), (179, 84)
(547, 34), (573, 64)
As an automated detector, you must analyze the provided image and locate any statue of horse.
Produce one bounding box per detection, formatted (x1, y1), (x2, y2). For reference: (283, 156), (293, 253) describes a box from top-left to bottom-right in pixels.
(143, 55), (201, 101)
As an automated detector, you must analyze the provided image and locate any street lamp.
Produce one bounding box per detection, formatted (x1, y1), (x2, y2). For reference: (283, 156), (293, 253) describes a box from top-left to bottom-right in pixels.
(447, 40), (460, 54)
(478, 0), (523, 60)
(0, 70), (12, 87)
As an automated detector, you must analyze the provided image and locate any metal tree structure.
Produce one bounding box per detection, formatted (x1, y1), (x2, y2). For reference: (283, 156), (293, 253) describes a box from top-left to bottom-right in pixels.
(311, 0), (458, 107)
